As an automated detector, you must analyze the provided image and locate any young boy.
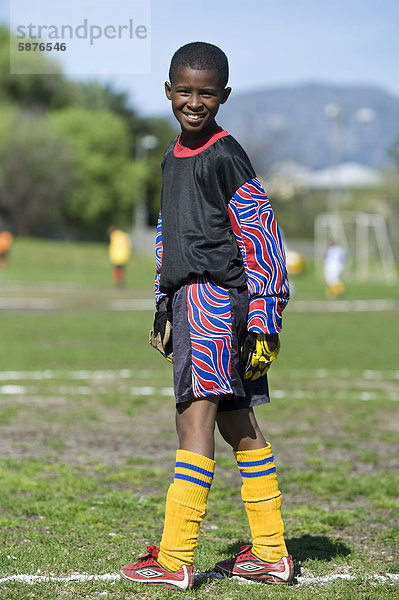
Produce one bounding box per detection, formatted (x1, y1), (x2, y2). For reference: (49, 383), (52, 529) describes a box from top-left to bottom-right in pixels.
(120, 42), (292, 591)
(107, 225), (132, 287)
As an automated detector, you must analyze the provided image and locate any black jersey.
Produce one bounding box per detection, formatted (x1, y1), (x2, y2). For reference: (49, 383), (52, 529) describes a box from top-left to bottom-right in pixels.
(159, 127), (256, 293)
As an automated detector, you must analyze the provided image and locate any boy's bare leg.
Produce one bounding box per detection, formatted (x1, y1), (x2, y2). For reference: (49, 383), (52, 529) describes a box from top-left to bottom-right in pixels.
(156, 397), (218, 570)
(216, 407), (266, 451)
(217, 407), (289, 567)
(176, 397), (219, 459)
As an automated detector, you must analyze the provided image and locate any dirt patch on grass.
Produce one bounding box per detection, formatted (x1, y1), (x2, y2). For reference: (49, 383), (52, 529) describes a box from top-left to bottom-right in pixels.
(0, 391), (397, 473)
(0, 395), (178, 467)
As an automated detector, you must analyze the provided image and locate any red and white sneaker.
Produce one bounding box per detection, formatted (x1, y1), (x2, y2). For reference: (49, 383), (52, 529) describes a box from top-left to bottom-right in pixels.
(120, 546), (194, 591)
(215, 544), (294, 584)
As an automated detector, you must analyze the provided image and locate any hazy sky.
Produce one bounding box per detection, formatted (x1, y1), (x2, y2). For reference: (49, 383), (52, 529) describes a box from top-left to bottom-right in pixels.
(3, 0), (399, 115)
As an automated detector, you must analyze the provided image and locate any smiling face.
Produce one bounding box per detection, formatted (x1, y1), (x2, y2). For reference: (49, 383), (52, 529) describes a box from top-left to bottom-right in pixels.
(165, 66), (231, 146)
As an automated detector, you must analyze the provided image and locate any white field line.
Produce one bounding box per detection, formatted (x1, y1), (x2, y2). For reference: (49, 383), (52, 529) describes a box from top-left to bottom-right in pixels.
(271, 389), (399, 401)
(288, 299), (397, 313)
(296, 572), (399, 586)
(0, 297), (154, 311)
(0, 570), (398, 587)
(1, 385), (397, 402)
(110, 299), (154, 311)
(0, 385), (29, 395)
(1, 368), (398, 382)
(0, 297), (396, 312)
(290, 368), (399, 380)
(0, 573), (119, 584)
(228, 571), (399, 587)
(0, 369), (137, 382)
(0, 297), (153, 311)
(110, 298), (398, 313)
(0, 369), (398, 401)
(129, 386), (174, 397)
(0, 298), (56, 310)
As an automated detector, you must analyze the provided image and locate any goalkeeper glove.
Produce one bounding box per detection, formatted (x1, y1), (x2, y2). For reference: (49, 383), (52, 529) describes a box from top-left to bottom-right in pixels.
(241, 332), (280, 380)
(149, 297), (173, 363)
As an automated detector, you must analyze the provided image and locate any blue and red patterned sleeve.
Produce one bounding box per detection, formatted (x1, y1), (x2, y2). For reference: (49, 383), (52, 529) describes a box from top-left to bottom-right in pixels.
(154, 211), (168, 306)
(228, 178), (289, 334)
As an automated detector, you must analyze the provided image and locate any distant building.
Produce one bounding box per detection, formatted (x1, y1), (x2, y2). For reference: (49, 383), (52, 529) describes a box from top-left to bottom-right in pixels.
(263, 160), (382, 198)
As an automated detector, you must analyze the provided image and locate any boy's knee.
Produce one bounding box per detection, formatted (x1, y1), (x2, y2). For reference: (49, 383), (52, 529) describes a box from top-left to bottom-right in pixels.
(177, 413), (215, 445)
(216, 415), (235, 448)
(217, 409), (265, 451)
(178, 420), (214, 441)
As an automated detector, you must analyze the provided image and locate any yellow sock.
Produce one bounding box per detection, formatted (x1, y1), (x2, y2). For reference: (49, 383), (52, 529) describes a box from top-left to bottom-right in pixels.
(235, 444), (288, 563)
(158, 450), (215, 571)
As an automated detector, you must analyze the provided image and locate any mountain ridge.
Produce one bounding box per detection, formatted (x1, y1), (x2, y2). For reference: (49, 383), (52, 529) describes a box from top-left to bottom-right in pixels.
(165, 82), (399, 173)
(217, 82), (399, 172)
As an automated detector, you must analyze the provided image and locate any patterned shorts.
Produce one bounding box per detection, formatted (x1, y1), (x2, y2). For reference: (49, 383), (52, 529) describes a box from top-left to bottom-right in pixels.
(171, 275), (270, 411)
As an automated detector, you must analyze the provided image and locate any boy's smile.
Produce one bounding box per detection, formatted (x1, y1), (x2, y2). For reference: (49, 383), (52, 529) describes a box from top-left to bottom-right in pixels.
(165, 66), (231, 146)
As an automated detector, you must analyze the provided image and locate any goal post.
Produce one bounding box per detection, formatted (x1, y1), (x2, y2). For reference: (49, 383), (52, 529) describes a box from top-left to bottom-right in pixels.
(314, 212), (398, 284)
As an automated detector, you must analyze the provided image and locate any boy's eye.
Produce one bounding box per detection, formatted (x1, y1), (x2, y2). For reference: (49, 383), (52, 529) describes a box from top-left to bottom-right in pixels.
(175, 89), (216, 97)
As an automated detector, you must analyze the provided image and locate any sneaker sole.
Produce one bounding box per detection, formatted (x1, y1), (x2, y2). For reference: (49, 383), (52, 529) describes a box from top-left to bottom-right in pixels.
(120, 569), (192, 591)
(216, 565), (292, 584)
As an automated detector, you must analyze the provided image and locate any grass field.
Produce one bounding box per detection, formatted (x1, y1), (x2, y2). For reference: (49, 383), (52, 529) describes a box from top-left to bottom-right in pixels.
(0, 238), (398, 599)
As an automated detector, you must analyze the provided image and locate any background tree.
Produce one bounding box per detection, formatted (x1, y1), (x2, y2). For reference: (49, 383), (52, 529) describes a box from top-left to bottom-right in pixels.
(0, 26), (75, 109)
(50, 107), (145, 237)
(0, 111), (74, 236)
(0, 24), (178, 238)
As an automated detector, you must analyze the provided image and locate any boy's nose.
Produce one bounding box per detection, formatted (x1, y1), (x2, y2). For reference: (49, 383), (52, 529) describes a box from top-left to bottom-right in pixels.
(187, 93), (202, 109)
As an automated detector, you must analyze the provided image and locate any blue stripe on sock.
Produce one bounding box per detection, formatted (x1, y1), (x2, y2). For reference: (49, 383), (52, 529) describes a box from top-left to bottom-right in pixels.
(175, 461), (214, 479)
(174, 473), (212, 489)
(237, 456), (274, 468)
(240, 467), (277, 478)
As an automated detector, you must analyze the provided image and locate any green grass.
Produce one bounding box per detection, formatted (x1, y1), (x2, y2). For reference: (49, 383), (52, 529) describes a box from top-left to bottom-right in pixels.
(0, 236), (155, 288)
(0, 237), (398, 599)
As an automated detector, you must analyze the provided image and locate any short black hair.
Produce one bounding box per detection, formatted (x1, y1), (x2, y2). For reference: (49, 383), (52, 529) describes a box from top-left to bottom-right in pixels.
(169, 42), (229, 88)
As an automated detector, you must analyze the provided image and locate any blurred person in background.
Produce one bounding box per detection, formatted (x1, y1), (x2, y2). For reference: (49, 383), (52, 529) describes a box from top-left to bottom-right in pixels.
(107, 226), (132, 287)
(0, 230), (14, 268)
(323, 243), (347, 299)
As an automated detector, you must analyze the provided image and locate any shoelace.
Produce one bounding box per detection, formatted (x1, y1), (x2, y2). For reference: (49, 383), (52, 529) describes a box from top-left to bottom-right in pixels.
(137, 545), (160, 565)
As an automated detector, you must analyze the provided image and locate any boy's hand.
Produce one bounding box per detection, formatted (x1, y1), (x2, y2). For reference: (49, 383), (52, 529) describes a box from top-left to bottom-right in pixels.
(241, 332), (280, 380)
(149, 298), (173, 363)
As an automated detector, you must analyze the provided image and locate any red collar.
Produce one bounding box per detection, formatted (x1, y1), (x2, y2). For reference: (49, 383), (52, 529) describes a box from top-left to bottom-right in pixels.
(173, 126), (229, 157)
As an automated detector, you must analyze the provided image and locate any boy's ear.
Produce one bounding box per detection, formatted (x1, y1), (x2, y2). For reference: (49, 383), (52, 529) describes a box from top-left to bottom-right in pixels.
(221, 86), (232, 104)
(165, 81), (172, 100)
